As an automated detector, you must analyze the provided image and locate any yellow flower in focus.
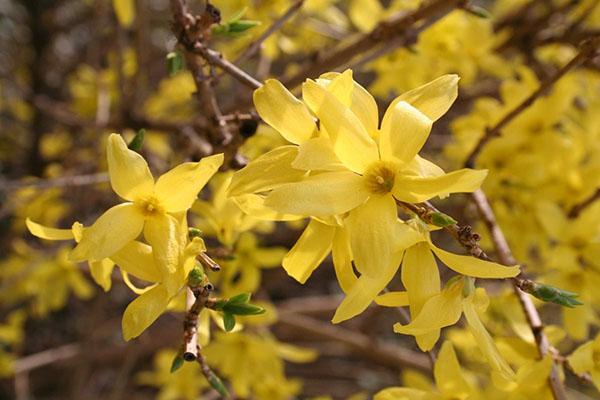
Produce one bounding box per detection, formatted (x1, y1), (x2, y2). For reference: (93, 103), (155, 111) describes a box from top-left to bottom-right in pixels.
(70, 133), (222, 294)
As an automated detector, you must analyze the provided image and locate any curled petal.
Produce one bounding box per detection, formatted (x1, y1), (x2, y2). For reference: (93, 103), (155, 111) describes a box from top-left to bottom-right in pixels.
(71, 203), (144, 262)
(254, 79), (316, 144)
(282, 219), (335, 283)
(154, 153), (224, 213)
(122, 284), (170, 341)
(431, 244), (520, 278)
(107, 133), (154, 201)
(26, 218), (74, 241)
(393, 74), (459, 121)
(393, 168), (488, 203)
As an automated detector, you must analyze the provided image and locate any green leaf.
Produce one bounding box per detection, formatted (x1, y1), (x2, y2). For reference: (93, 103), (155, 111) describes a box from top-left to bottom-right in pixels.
(188, 265), (205, 287)
(170, 355), (184, 373)
(529, 283), (583, 308)
(223, 313), (236, 332)
(213, 299), (228, 311)
(228, 293), (251, 304)
(430, 211), (457, 227)
(166, 51), (184, 76)
(223, 302), (266, 316)
(212, 20), (261, 37)
(127, 129), (145, 152)
(188, 227), (203, 239)
(208, 373), (230, 398)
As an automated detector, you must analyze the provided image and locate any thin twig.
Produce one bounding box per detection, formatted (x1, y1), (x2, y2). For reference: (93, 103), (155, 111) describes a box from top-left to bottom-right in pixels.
(282, 0), (462, 89)
(14, 343), (81, 373)
(183, 286), (211, 361)
(471, 189), (568, 400)
(568, 188), (600, 218)
(235, 0), (304, 64)
(2, 173), (109, 193)
(465, 37), (600, 168)
(277, 312), (430, 371)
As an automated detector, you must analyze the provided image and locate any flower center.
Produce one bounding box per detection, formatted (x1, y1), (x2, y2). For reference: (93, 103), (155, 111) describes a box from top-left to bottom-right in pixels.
(135, 196), (164, 216)
(364, 161), (397, 194)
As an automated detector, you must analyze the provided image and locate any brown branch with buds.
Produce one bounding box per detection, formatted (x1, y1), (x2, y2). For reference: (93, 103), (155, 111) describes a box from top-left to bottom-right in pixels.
(282, 0), (462, 89)
(465, 36), (600, 168)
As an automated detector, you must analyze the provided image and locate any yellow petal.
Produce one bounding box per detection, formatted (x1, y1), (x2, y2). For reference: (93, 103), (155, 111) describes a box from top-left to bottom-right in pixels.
(292, 137), (344, 171)
(264, 171), (369, 217)
(110, 240), (162, 282)
(402, 243), (441, 351)
(254, 79), (316, 144)
(332, 227), (358, 293)
(375, 291), (409, 307)
(431, 244), (520, 278)
(393, 280), (463, 336)
(434, 341), (471, 398)
(332, 250), (403, 323)
(566, 341), (594, 374)
(228, 146), (306, 196)
(393, 74), (459, 121)
(122, 284), (170, 341)
(112, 0), (135, 27)
(374, 387), (428, 400)
(282, 219), (335, 283)
(144, 213), (184, 295)
(232, 194), (301, 221)
(346, 195), (420, 277)
(121, 271), (157, 295)
(380, 101), (433, 163)
(393, 168), (488, 203)
(154, 153), (223, 212)
(71, 203), (145, 261)
(89, 259), (115, 292)
(107, 133), (154, 201)
(302, 79), (379, 173)
(320, 70), (379, 136)
(463, 297), (515, 381)
(26, 218), (74, 240)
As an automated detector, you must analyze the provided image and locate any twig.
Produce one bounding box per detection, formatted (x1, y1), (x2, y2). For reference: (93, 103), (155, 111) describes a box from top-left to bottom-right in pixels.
(471, 189), (568, 400)
(14, 343), (81, 373)
(277, 312), (430, 371)
(464, 37), (600, 168)
(399, 194), (568, 399)
(2, 173), (109, 193)
(183, 286), (211, 361)
(235, 0), (304, 64)
(568, 188), (600, 218)
(169, 0), (262, 90)
(282, 0), (462, 89)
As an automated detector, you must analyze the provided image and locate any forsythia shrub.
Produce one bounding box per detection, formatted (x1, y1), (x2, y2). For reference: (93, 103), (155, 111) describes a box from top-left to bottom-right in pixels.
(1, 0), (600, 399)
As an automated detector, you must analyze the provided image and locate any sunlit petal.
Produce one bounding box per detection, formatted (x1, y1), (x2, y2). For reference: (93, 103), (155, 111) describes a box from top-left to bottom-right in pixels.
(107, 133), (154, 201)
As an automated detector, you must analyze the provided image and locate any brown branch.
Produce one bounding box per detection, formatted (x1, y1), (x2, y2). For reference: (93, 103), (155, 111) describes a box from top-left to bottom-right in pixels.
(399, 193), (568, 399)
(13, 343), (81, 374)
(464, 37), (600, 168)
(235, 0), (305, 64)
(471, 189), (568, 400)
(568, 188), (600, 218)
(281, 0), (462, 89)
(183, 285), (211, 361)
(2, 173), (109, 193)
(277, 312), (430, 372)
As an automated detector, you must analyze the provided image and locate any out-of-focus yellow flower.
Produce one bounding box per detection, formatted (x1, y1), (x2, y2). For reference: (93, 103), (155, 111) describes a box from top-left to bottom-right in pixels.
(567, 333), (600, 390)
